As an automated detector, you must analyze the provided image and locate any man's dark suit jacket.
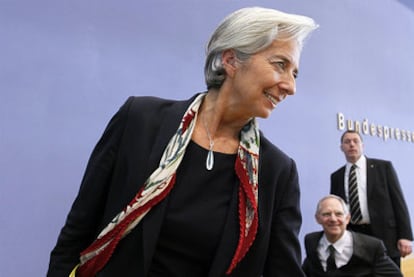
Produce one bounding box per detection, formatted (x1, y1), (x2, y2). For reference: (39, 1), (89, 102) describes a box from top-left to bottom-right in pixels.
(302, 231), (402, 277)
(47, 94), (305, 277)
(330, 157), (413, 258)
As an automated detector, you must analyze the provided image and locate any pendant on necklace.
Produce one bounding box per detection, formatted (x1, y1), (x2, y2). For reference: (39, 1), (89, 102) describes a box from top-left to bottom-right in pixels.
(206, 149), (214, 171)
(202, 114), (215, 171)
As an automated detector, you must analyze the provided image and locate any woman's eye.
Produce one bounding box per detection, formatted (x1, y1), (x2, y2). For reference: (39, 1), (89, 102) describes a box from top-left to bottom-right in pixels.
(270, 60), (297, 79)
(269, 60), (285, 71)
(276, 61), (285, 70)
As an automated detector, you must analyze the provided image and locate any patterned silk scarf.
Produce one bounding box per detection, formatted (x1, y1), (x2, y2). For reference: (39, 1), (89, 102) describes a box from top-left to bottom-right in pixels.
(73, 93), (260, 276)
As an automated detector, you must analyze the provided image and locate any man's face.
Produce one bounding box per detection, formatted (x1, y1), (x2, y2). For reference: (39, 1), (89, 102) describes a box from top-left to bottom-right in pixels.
(340, 132), (363, 163)
(316, 198), (350, 243)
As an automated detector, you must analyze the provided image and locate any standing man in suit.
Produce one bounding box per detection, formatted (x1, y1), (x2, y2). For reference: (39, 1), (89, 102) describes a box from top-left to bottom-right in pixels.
(302, 195), (402, 277)
(331, 130), (413, 267)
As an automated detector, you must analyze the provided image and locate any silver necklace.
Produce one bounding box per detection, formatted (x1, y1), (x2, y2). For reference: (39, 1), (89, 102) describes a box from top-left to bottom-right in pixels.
(202, 116), (214, 170)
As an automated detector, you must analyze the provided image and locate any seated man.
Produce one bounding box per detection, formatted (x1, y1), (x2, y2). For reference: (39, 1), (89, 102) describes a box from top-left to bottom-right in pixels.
(302, 195), (402, 277)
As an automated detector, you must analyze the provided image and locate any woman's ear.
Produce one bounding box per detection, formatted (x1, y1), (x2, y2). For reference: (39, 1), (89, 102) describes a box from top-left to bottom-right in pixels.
(221, 49), (238, 77)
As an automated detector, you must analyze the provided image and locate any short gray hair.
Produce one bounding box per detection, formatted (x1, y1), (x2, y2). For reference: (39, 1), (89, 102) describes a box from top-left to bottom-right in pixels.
(315, 194), (349, 216)
(204, 6), (318, 89)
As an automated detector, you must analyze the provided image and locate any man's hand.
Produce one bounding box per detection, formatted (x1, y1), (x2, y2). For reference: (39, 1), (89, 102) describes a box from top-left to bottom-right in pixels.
(398, 239), (412, 257)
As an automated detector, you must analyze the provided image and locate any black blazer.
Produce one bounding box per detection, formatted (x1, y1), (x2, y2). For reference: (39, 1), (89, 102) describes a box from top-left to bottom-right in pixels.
(47, 94), (305, 277)
(330, 157), (413, 258)
(302, 231), (402, 277)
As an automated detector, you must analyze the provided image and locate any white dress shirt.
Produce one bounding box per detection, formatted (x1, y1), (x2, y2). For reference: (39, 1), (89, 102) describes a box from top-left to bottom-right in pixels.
(317, 231), (354, 271)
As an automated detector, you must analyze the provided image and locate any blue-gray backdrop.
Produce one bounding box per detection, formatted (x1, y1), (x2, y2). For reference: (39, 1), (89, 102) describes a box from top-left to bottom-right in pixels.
(1, 0), (413, 275)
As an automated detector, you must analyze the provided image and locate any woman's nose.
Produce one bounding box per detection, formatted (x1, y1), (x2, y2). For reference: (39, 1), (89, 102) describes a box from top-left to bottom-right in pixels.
(280, 74), (296, 96)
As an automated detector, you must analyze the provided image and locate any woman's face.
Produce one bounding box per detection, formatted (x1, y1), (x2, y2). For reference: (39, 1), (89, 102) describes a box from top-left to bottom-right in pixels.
(230, 39), (301, 119)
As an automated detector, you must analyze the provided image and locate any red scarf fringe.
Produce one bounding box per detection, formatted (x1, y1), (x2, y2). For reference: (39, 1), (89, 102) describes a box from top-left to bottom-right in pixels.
(77, 174), (177, 277)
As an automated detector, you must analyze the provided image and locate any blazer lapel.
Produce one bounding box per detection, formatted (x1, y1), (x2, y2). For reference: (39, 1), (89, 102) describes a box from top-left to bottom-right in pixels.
(365, 157), (375, 199)
(208, 183), (239, 277)
(351, 231), (364, 258)
(336, 167), (346, 201)
(141, 95), (199, 274)
(349, 231), (371, 263)
(308, 232), (325, 272)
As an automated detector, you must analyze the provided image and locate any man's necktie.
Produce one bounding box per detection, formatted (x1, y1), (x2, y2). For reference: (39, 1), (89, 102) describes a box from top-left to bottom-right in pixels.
(349, 164), (362, 224)
(326, 245), (337, 271)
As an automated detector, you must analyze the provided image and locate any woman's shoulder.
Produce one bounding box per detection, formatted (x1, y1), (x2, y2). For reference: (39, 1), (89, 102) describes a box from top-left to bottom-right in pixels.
(259, 134), (292, 163)
(126, 95), (181, 108)
(123, 94), (200, 115)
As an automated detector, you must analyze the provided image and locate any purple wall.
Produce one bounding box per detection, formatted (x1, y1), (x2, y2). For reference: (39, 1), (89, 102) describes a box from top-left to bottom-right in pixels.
(1, 0), (413, 275)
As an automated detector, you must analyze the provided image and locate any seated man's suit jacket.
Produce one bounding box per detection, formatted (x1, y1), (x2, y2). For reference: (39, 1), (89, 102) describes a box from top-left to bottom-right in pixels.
(302, 231), (402, 277)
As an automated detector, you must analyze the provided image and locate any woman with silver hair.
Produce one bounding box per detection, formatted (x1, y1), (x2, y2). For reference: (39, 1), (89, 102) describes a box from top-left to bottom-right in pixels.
(48, 7), (317, 277)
